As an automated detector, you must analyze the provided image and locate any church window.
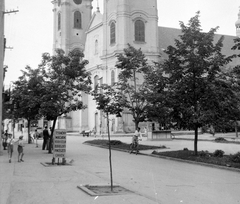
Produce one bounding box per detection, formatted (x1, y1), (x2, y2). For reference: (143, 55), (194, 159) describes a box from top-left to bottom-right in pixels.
(135, 20), (145, 42)
(110, 22), (116, 44)
(58, 0), (61, 6)
(111, 70), (115, 86)
(95, 40), (98, 55)
(73, 0), (82, 5)
(58, 13), (61, 30)
(74, 11), (82, 29)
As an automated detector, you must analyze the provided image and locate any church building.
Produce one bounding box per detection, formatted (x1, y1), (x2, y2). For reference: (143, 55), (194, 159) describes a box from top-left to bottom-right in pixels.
(52, 0), (240, 134)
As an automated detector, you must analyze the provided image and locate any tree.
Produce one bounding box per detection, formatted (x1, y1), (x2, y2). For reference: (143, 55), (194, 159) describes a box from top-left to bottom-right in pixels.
(92, 84), (123, 191)
(2, 87), (12, 121)
(143, 63), (173, 129)
(160, 12), (237, 155)
(38, 49), (91, 154)
(11, 65), (43, 142)
(115, 44), (151, 129)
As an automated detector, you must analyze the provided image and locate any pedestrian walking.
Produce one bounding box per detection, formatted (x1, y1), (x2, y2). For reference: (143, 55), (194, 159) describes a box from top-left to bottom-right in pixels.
(17, 136), (24, 162)
(42, 126), (49, 150)
(92, 127), (96, 138)
(33, 129), (40, 148)
(143, 127), (148, 137)
(2, 130), (8, 150)
(7, 134), (15, 163)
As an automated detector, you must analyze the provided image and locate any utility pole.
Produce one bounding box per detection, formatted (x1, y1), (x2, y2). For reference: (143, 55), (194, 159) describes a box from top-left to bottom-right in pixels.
(0, 0), (18, 155)
(0, 0), (5, 155)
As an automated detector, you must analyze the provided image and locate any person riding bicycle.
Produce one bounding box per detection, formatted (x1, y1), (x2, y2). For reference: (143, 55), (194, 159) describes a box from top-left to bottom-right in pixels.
(130, 127), (142, 154)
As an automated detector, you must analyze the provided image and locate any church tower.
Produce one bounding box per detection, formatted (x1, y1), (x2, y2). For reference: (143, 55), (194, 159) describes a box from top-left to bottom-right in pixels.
(102, 0), (159, 62)
(100, 0), (159, 133)
(235, 7), (240, 38)
(53, 0), (93, 53)
(52, 0), (92, 131)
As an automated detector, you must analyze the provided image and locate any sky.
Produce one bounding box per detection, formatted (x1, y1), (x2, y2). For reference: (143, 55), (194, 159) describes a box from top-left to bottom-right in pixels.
(4, 0), (240, 86)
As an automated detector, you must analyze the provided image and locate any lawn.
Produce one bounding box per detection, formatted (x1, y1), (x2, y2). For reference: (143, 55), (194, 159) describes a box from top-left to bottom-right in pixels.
(84, 139), (240, 170)
(84, 139), (167, 151)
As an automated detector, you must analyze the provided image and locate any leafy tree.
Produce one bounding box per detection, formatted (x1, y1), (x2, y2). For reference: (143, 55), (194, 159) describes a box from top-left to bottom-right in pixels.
(92, 84), (123, 191)
(160, 12), (237, 155)
(38, 49), (91, 154)
(11, 65), (43, 142)
(115, 44), (150, 130)
(143, 63), (173, 129)
(2, 88), (12, 121)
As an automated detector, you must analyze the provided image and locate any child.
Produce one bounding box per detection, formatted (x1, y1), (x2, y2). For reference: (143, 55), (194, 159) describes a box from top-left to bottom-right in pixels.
(7, 134), (15, 163)
(17, 136), (24, 162)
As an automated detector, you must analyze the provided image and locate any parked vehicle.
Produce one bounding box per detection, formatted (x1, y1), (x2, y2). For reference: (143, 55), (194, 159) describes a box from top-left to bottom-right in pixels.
(80, 130), (91, 137)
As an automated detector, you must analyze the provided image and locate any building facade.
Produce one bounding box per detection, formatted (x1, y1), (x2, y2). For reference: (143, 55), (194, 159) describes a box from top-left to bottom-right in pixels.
(52, 0), (159, 134)
(52, 0), (240, 134)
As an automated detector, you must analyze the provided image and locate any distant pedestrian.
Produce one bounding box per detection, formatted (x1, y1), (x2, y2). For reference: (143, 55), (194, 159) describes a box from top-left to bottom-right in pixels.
(143, 127), (148, 137)
(33, 129), (40, 148)
(7, 134), (15, 163)
(42, 126), (49, 150)
(92, 127), (96, 138)
(17, 136), (24, 162)
(2, 130), (8, 150)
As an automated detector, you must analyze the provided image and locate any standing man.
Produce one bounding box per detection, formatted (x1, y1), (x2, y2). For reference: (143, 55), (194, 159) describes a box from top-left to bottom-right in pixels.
(42, 126), (49, 150)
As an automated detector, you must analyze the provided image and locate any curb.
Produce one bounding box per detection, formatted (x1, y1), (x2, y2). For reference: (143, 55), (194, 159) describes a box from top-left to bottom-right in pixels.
(84, 143), (240, 173)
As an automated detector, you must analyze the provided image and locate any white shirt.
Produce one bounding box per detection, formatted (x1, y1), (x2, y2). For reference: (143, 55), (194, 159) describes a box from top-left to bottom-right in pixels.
(7, 138), (15, 145)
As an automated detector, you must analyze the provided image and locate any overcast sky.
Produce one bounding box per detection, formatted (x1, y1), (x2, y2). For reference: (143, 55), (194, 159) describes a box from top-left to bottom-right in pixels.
(4, 0), (240, 85)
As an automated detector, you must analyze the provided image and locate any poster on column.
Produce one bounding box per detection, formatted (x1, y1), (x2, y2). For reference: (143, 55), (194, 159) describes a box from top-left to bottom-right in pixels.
(53, 129), (67, 158)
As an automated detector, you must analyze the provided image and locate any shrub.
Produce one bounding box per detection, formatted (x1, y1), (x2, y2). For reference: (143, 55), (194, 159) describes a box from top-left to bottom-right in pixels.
(230, 152), (240, 163)
(199, 150), (210, 157)
(215, 137), (227, 143)
(183, 148), (188, 151)
(107, 140), (122, 145)
(213, 149), (224, 157)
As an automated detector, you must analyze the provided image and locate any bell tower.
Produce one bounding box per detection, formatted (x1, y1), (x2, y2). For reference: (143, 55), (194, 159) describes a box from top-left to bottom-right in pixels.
(102, 0), (159, 62)
(53, 0), (93, 53)
(236, 7), (240, 38)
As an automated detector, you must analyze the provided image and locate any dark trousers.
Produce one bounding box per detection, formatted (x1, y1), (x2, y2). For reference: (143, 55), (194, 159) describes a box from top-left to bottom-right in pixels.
(42, 138), (48, 150)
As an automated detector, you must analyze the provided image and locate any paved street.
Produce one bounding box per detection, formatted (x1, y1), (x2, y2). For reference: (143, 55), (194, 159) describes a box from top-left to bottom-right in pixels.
(1, 134), (240, 204)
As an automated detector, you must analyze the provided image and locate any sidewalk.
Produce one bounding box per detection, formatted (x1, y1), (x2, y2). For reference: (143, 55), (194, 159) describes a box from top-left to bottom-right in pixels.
(1, 133), (240, 204)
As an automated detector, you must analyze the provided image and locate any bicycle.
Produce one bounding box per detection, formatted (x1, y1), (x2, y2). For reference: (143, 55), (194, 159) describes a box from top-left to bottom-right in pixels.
(129, 136), (139, 155)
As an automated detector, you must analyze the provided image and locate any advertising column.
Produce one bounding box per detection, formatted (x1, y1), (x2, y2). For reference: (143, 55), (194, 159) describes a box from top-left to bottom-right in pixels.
(53, 129), (66, 164)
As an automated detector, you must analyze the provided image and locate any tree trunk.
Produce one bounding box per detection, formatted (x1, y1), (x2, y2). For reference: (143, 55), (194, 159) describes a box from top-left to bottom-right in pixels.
(48, 118), (57, 154)
(134, 121), (139, 131)
(107, 112), (113, 191)
(194, 124), (198, 156)
(235, 120), (238, 138)
(27, 119), (31, 144)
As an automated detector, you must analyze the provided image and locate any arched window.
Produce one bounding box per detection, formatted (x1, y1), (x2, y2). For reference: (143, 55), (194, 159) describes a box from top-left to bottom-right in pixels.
(111, 70), (115, 86)
(58, 13), (61, 30)
(135, 20), (145, 42)
(95, 40), (98, 55)
(94, 75), (99, 90)
(110, 22), (116, 44)
(74, 11), (82, 29)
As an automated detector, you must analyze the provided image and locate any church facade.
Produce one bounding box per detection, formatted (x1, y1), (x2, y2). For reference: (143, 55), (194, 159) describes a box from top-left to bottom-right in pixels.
(52, 0), (240, 134)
